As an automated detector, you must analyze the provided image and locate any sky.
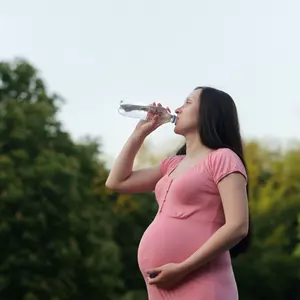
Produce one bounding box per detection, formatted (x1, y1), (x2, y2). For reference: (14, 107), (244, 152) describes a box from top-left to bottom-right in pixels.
(1, 0), (299, 165)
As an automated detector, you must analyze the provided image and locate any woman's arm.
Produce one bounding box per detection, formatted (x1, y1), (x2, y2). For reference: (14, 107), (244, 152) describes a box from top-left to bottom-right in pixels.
(179, 172), (249, 273)
(105, 131), (163, 194)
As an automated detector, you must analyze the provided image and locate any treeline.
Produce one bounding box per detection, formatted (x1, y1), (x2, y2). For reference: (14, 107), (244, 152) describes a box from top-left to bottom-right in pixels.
(0, 59), (299, 300)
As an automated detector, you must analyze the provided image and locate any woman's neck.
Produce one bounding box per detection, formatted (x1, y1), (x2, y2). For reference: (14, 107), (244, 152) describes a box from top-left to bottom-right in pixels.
(184, 132), (210, 159)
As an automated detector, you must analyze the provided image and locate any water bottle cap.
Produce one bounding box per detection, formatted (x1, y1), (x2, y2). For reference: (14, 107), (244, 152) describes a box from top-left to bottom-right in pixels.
(171, 114), (177, 124)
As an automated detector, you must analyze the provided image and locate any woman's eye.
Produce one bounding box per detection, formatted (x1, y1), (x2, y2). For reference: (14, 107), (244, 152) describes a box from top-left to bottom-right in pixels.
(183, 99), (191, 105)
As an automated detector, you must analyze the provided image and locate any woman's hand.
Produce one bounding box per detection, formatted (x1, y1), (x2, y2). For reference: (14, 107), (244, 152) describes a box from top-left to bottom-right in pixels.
(146, 263), (188, 290)
(134, 102), (170, 138)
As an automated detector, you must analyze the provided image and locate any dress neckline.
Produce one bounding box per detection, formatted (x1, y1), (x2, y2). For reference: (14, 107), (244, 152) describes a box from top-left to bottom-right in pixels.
(167, 152), (214, 181)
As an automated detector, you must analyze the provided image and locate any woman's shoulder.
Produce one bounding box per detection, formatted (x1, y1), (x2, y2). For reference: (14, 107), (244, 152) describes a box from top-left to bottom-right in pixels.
(207, 147), (247, 184)
(160, 155), (185, 175)
(209, 147), (243, 163)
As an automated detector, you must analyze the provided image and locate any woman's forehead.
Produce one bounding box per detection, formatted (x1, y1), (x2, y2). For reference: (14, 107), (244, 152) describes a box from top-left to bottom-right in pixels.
(188, 88), (202, 100)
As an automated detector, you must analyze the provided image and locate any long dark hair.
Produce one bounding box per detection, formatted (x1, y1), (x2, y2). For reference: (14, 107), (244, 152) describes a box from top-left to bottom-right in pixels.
(177, 86), (251, 258)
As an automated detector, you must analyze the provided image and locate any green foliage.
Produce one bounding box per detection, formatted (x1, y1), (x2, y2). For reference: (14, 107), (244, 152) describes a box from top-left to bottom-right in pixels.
(113, 192), (157, 294)
(0, 59), (122, 300)
(231, 143), (300, 300)
(0, 58), (299, 299)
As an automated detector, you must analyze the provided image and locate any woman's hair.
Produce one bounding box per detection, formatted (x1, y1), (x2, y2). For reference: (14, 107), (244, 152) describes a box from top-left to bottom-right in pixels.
(176, 86), (251, 258)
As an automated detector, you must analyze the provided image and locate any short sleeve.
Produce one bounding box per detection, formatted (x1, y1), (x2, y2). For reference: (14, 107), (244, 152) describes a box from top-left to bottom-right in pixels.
(209, 148), (248, 184)
(160, 156), (182, 176)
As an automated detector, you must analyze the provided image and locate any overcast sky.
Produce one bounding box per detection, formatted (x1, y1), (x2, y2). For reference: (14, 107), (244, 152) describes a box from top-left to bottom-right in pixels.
(1, 0), (299, 164)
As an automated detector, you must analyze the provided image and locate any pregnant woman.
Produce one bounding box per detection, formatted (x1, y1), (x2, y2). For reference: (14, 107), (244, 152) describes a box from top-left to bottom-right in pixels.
(106, 86), (250, 300)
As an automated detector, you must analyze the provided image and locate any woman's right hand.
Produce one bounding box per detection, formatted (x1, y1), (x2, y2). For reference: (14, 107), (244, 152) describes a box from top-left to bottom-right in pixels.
(134, 102), (170, 137)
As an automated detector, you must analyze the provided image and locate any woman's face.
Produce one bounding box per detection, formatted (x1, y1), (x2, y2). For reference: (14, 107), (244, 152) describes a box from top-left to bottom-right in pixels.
(174, 88), (201, 136)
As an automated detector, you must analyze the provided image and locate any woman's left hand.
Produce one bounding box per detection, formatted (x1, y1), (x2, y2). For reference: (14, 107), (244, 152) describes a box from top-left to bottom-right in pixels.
(146, 263), (188, 290)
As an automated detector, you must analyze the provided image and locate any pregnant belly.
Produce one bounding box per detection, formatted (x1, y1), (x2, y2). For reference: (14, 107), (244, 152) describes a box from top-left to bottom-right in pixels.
(137, 214), (219, 275)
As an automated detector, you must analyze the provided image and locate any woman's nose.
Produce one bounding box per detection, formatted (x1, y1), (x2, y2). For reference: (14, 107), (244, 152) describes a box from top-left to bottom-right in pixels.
(175, 107), (181, 114)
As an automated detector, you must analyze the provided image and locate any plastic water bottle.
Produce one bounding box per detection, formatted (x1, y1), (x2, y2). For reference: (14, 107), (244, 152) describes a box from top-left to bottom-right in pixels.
(118, 100), (177, 124)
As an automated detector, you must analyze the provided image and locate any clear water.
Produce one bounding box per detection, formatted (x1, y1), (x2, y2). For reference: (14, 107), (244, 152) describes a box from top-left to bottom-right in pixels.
(118, 101), (176, 123)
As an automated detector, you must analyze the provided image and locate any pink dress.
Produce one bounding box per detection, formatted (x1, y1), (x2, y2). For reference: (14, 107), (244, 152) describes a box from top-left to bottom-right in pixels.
(137, 148), (248, 300)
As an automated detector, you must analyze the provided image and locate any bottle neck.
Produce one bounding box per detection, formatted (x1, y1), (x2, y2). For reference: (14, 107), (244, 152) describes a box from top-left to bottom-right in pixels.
(170, 114), (177, 123)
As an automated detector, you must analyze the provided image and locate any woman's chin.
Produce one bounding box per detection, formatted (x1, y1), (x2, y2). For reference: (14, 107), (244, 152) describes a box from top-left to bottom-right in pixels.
(173, 125), (183, 135)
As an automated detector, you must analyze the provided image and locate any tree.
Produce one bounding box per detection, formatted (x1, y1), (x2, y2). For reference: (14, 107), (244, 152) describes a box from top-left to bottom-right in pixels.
(2, 58), (299, 300)
(0, 59), (122, 299)
(233, 141), (300, 300)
